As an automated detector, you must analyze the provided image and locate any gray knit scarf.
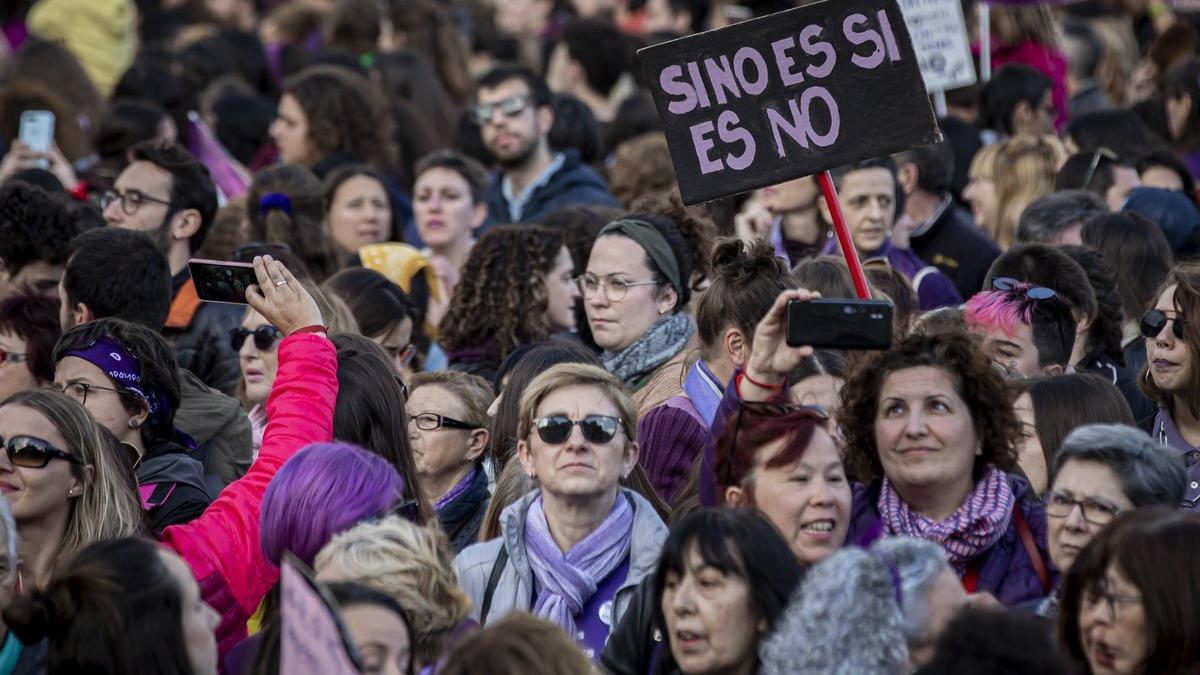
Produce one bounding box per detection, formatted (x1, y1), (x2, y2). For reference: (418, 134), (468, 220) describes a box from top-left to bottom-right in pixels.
(603, 313), (694, 386)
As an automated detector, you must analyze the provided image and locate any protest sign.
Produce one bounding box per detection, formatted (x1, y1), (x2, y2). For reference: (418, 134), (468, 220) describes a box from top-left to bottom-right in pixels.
(638, 0), (939, 205)
(280, 554), (362, 675)
(898, 0), (976, 92)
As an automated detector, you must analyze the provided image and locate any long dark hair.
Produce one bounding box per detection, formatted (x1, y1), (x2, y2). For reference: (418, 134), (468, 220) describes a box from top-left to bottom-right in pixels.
(652, 508), (803, 672)
(5, 537), (196, 675)
(330, 333), (430, 523)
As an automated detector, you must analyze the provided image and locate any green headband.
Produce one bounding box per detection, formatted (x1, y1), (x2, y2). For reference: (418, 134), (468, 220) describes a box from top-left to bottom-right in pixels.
(597, 219), (682, 298)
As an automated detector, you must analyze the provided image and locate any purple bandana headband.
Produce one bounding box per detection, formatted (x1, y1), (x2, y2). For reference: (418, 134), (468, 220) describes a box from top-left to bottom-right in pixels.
(62, 337), (170, 427)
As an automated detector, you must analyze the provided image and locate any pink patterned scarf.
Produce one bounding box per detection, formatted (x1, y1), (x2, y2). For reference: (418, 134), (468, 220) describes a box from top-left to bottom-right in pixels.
(878, 465), (1015, 572)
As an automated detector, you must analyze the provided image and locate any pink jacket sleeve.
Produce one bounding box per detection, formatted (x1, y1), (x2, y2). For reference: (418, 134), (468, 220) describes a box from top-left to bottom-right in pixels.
(161, 333), (338, 648)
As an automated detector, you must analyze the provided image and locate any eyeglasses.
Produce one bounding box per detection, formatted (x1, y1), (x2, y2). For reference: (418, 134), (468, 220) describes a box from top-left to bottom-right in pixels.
(534, 414), (622, 445)
(468, 94), (531, 126)
(1083, 147), (1120, 192)
(1083, 582), (1142, 622)
(410, 412), (476, 431)
(0, 351), (26, 366)
(1043, 491), (1123, 526)
(231, 325), (283, 351)
(1140, 309), (1187, 340)
(383, 343), (416, 369)
(575, 274), (659, 302)
(101, 189), (173, 215)
(234, 242), (293, 263)
(46, 381), (123, 406)
(370, 497), (421, 524)
(992, 277), (1057, 300)
(0, 435), (83, 469)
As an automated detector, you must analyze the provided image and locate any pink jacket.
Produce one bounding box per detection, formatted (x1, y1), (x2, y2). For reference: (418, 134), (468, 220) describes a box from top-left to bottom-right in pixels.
(160, 334), (338, 656)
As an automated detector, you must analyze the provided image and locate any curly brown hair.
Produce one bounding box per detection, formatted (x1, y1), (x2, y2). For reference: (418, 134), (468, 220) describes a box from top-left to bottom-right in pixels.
(609, 133), (677, 208)
(838, 331), (1021, 484)
(629, 190), (716, 291)
(282, 65), (398, 173)
(438, 225), (565, 356)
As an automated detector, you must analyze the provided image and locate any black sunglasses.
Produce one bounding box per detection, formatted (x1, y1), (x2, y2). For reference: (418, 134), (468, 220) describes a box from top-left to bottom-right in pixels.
(992, 276), (1057, 300)
(1, 435), (83, 469)
(369, 497), (421, 524)
(1140, 309), (1187, 340)
(534, 414), (622, 445)
(230, 326), (283, 351)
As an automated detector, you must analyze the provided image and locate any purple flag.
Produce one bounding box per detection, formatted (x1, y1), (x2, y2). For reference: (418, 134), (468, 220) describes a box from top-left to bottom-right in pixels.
(187, 111), (250, 202)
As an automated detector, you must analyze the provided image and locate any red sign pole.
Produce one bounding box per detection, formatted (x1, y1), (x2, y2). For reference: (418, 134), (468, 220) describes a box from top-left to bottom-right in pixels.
(818, 170), (873, 300)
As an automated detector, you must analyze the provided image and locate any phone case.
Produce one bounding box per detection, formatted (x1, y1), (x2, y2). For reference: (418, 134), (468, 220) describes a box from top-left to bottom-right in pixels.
(786, 299), (893, 350)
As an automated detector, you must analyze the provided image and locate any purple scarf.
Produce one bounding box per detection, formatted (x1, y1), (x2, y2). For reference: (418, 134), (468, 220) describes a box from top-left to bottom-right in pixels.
(524, 493), (634, 638)
(878, 466), (1014, 572)
(434, 467), (479, 511)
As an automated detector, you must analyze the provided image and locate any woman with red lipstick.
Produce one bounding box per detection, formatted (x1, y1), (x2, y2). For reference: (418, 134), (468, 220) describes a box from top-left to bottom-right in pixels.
(1058, 508), (1200, 675)
(1139, 263), (1200, 509)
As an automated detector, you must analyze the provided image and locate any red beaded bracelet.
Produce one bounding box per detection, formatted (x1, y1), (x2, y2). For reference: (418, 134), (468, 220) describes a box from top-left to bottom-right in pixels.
(291, 324), (329, 336)
(741, 369), (785, 391)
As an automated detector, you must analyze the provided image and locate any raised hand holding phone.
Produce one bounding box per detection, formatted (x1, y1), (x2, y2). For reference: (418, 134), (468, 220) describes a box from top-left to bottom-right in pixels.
(245, 256), (324, 336)
(742, 288), (820, 402)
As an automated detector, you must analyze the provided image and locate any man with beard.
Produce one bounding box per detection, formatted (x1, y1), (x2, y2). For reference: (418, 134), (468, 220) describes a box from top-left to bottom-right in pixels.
(472, 65), (618, 224)
(101, 140), (241, 395)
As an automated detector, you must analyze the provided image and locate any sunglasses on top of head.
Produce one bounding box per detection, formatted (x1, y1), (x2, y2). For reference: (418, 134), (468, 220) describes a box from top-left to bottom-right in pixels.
(533, 414), (622, 445)
(992, 277), (1057, 300)
(1, 435), (83, 469)
(1140, 309), (1187, 340)
(230, 326), (283, 351)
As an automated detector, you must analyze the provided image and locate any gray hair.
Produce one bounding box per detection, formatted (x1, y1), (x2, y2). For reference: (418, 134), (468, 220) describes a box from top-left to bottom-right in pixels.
(0, 495), (15, 570)
(1015, 190), (1107, 244)
(1054, 424), (1186, 507)
(759, 546), (909, 675)
(870, 537), (954, 648)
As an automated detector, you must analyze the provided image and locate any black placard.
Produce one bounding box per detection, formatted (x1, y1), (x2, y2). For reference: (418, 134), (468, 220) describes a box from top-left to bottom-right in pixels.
(638, 0), (939, 205)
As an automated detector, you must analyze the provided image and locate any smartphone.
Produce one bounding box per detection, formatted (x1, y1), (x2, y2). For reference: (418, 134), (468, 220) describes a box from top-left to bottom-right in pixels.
(189, 258), (257, 305)
(787, 299), (893, 350)
(18, 110), (54, 170)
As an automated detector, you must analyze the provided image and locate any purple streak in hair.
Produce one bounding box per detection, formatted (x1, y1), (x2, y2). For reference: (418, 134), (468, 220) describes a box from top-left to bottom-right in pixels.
(259, 442), (406, 566)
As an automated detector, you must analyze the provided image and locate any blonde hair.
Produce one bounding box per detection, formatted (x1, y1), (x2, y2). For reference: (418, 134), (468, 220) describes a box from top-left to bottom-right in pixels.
(478, 456), (536, 542)
(315, 517), (471, 666)
(991, 5), (1059, 49)
(3, 391), (146, 563)
(409, 371), (494, 429)
(517, 363), (638, 445)
(993, 135), (1067, 249)
(968, 143), (1003, 184)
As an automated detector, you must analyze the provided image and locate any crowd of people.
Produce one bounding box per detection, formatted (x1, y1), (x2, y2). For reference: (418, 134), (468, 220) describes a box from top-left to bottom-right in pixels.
(0, 0), (1198, 673)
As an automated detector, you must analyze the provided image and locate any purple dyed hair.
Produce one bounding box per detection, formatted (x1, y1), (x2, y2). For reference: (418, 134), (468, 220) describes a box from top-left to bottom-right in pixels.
(259, 442), (405, 566)
(965, 289), (1034, 339)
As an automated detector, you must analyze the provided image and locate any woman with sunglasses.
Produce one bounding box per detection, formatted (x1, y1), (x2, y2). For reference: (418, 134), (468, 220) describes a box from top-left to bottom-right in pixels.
(741, 290), (1054, 606)
(406, 371), (493, 553)
(1057, 508), (1200, 675)
(454, 363), (667, 661)
(53, 317), (215, 535)
(1139, 262), (1200, 509)
(233, 308), (283, 457)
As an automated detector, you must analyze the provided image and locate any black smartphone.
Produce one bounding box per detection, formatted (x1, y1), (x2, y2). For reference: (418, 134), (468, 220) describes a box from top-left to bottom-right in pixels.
(787, 299), (893, 350)
(189, 258), (257, 304)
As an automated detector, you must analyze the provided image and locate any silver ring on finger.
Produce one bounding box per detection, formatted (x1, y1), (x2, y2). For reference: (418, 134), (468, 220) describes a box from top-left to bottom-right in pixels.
(275, 279), (289, 287)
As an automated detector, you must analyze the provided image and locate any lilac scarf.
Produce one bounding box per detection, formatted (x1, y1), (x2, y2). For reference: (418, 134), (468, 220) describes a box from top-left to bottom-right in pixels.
(434, 467), (479, 511)
(878, 466), (1015, 572)
(524, 493), (634, 638)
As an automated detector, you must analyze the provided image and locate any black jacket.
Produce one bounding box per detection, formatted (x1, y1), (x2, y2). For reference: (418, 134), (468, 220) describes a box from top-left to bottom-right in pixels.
(174, 367), (253, 489)
(601, 575), (676, 675)
(436, 468), (490, 555)
(137, 440), (216, 536)
(484, 150), (618, 225)
(910, 199), (1000, 299)
(164, 271), (243, 396)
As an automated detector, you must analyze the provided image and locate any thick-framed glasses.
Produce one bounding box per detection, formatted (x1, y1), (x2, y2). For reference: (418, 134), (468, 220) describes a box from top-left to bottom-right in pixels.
(1083, 582), (1142, 622)
(574, 274), (659, 302)
(1083, 147), (1120, 192)
(46, 381), (123, 406)
(992, 277), (1057, 300)
(1043, 491), (1122, 526)
(534, 414), (622, 445)
(468, 94), (531, 126)
(410, 412), (476, 431)
(101, 189), (172, 216)
(0, 435), (83, 469)
(231, 326), (283, 351)
(0, 351), (26, 366)
(384, 343), (417, 369)
(1140, 309), (1187, 341)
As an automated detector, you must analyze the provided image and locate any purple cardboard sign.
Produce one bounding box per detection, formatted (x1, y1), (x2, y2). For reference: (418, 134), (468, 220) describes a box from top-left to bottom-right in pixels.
(638, 0), (939, 205)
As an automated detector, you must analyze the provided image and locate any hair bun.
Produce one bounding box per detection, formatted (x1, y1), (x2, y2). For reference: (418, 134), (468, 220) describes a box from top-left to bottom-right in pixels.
(711, 237), (785, 284)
